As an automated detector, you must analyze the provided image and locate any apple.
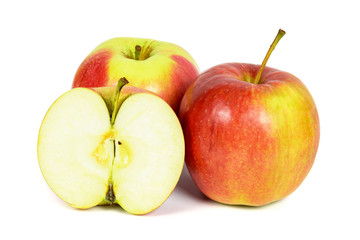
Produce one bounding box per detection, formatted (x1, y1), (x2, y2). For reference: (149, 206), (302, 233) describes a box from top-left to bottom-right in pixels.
(72, 37), (199, 113)
(179, 30), (320, 206)
(38, 78), (185, 214)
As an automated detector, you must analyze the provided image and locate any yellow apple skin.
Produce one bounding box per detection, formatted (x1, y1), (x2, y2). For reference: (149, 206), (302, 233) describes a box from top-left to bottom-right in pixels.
(72, 37), (199, 113)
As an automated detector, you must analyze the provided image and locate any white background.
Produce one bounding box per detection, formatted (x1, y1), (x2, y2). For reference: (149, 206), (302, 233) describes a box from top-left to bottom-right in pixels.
(1, 0), (359, 239)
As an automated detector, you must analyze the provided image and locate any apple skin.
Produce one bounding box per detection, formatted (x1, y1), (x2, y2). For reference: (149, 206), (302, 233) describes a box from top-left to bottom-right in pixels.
(72, 37), (199, 113)
(179, 63), (320, 206)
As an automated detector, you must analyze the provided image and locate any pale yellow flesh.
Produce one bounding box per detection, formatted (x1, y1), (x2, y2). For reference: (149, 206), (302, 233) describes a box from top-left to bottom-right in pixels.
(112, 94), (184, 214)
(38, 88), (112, 208)
(38, 88), (184, 214)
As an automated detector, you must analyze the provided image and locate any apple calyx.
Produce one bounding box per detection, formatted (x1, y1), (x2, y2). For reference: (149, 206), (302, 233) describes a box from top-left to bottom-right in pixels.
(134, 45), (141, 60)
(106, 183), (116, 204)
(253, 29), (286, 84)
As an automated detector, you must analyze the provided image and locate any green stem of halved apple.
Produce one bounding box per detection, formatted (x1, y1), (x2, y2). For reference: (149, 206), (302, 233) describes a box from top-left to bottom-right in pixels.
(253, 29), (286, 84)
(111, 77), (129, 125)
(134, 45), (141, 60)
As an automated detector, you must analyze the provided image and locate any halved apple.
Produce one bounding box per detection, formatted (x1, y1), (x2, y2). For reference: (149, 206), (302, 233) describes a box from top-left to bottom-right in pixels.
(38, 79), (184, 214)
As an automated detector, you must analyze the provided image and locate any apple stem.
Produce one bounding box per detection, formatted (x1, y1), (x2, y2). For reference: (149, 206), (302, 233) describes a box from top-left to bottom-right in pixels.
(253, 29), (286, 84)
(134, 45), (141, 60)
(111, 77), (129, 125)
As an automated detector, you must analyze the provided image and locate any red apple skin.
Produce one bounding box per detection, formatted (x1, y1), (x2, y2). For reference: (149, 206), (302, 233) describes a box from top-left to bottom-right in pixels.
(73, 50), (112, 88)
(179, 63), (320, 206)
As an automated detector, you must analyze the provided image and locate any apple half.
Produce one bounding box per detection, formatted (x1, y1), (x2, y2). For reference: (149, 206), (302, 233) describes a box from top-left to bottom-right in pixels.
(38, 79), (184, 214)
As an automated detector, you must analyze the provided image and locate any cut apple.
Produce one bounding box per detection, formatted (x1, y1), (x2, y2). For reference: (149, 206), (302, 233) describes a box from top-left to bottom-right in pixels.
(38, 82), (184, 214)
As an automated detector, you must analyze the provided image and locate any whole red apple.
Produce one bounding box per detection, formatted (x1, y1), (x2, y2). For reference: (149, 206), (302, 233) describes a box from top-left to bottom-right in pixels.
(72, 37), (199, 113)
(179, 30), (320, 206)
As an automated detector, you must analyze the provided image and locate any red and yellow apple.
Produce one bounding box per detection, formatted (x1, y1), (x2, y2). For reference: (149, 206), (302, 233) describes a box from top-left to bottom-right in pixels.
(179, 30), (320, 206)
(38, 79), (185, 214)
(72, 37), (199, 113)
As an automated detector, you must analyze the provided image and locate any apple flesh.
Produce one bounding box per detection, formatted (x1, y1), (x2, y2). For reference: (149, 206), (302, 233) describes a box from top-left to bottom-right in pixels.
(38, 83), (184, 214)
(180, 63), (320, 206)
(72, 37), (199, 113)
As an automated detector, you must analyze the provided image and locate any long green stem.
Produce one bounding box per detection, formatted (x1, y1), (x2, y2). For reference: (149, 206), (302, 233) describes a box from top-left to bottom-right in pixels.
(254, 29), (286, 84)
(134, 45), (141, 60)
(111, 77), (129, 124)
